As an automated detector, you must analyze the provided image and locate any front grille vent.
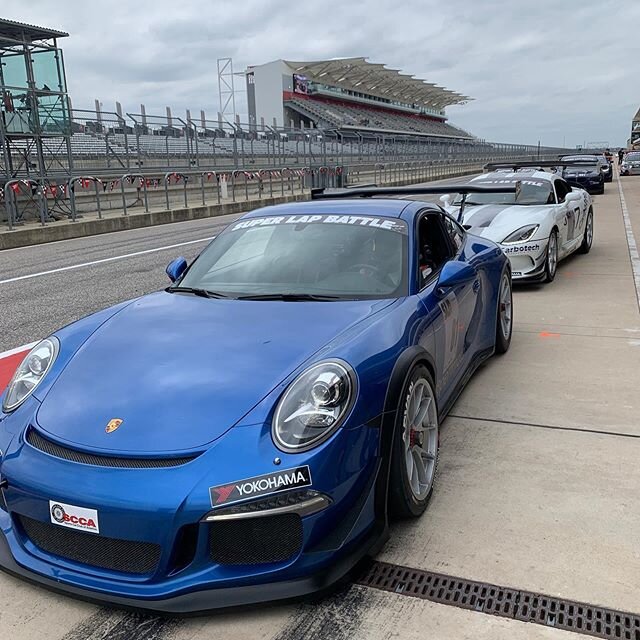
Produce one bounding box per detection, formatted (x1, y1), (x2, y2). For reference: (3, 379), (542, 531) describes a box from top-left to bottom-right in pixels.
(18, 514), (161, 575)
(26, 428), (199, 469)
(209, 513), (303, 565)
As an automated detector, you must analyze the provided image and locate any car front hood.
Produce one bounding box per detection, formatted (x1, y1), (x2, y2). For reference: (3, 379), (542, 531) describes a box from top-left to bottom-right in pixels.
(458, 204), (549, 243)
(36, 292), (392, 454)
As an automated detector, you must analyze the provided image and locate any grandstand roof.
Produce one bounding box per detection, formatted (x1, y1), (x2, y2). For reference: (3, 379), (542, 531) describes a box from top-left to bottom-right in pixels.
(285, 58), (471, 109)
(0, 17), (68, 42)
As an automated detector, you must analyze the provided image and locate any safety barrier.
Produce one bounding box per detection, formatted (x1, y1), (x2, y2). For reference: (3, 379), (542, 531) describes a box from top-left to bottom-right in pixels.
(3, 179), (45, 230)
(0, 155), (561, 229)
(68, 176), (104, 221)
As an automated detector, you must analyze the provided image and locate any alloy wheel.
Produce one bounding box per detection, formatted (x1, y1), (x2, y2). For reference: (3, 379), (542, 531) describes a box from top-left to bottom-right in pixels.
(402, 378), (438, 500)
(499, 273), (512, 340)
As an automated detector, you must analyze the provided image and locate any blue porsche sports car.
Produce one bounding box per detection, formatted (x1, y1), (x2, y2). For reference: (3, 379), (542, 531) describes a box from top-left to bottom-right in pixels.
(0, 184), (513, 613)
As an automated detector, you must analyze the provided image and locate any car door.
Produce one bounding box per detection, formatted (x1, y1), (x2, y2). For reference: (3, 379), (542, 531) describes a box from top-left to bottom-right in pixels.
(553, 178), (576, 248)
(415, 210), (478, 400)
(442, 213), (490, 355)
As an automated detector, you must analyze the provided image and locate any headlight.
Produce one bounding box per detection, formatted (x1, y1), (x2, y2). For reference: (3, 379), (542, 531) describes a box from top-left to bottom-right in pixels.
(272, 360), (355, 452)
(2, 338), (59, 412)
(502, 225), (539, 244)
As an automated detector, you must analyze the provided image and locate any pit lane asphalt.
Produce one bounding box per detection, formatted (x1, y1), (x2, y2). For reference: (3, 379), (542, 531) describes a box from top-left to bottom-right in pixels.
(0, 213), (242, 352)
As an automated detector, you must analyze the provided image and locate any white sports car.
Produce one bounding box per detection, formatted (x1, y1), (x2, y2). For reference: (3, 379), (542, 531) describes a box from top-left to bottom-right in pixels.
(620, 151), (640, 176)
(441, 168), (593, 283)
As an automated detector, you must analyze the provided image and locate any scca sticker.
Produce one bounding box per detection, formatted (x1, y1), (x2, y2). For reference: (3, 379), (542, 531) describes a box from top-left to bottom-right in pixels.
(210, 466), (312, 508)
(49, 500), (99, 534)
(230, 215), (407, 234)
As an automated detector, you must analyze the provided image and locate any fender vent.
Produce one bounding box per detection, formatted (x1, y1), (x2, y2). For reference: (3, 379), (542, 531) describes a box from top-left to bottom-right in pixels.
(26, 428), (198, 469)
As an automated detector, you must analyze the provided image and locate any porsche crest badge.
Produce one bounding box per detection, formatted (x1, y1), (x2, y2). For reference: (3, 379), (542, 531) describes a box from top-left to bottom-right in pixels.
(105, 418), (123, 434)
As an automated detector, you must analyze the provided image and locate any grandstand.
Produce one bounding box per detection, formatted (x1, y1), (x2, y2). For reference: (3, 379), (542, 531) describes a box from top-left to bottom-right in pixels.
(631, 106), (640, 148)
(246, 58), (474, 140)
(1, 18), (572, 188)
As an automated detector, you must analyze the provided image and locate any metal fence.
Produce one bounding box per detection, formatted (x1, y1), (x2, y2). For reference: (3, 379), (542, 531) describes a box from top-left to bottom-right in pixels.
(3, 155), (568, 230)
(2, 109), (579, 229)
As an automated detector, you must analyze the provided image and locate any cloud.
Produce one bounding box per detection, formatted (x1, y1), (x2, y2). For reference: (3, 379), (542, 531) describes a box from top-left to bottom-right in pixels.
(2, 0), (639, 145)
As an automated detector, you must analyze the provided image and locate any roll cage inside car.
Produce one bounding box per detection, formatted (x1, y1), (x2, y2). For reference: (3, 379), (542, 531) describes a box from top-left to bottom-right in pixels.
(415, 208), (465, 291)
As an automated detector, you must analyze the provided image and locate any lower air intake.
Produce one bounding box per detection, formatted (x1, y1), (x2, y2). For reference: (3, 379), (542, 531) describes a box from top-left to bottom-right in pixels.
(18, 514), (161, 575)
(209, 513), (302, 565)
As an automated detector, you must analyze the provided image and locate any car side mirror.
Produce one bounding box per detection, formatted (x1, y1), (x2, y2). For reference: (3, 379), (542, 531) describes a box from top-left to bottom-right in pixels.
(565, 192), (582, 203)
(166, 257), (188, 282)
(439, 194), (451, 207)
(436, 260), (476, 293)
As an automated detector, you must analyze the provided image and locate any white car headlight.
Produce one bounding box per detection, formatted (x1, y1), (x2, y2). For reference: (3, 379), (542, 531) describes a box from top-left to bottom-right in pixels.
(502, 225), (539, 244)
(272, 361), (355, 452)
(2, 338), (59, 412)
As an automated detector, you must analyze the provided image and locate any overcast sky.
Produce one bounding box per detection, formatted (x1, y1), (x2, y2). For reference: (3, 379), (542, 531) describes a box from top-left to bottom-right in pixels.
(3, 0), (639, 147)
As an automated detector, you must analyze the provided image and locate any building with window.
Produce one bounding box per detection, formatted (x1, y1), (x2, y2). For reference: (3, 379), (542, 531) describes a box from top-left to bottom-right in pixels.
(245, 58), (474, 140)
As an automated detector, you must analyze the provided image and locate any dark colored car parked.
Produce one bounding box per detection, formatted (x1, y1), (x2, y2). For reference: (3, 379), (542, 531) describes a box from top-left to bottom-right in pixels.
(559, 156), (606, 194)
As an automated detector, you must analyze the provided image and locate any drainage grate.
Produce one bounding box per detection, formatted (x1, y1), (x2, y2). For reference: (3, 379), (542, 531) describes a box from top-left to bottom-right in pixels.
(358, 561), (640, 640)
(516, 592), (640, 640)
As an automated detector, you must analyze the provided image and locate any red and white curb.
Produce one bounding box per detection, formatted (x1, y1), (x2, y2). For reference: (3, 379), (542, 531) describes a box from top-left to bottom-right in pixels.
(0, 342), (37, 395)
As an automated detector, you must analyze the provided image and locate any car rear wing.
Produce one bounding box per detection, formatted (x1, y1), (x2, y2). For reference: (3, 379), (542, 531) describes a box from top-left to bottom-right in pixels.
(310, 184), (517, 200)
(484, 160), (598, 172)
(310, 183), (517, 222)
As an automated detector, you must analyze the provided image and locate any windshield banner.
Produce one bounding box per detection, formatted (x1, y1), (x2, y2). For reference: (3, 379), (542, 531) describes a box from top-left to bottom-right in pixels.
(230, 215), (408, 235)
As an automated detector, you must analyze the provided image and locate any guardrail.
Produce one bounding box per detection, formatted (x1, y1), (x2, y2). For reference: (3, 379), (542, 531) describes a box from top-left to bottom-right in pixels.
(0, 155), (562, 229)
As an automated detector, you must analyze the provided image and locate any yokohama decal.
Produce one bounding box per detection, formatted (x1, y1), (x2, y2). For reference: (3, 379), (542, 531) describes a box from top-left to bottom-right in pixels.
(209, 466), (312, 507)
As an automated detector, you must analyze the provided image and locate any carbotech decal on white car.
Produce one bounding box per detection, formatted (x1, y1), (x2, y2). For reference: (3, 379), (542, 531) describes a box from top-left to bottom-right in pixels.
(502, 243), (542, 254)
(443, 168), (593, 280)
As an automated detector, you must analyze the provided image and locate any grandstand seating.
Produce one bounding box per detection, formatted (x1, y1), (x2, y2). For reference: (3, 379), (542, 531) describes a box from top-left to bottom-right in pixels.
(285, 96), (473, 139)
(8, 132), (131, 157)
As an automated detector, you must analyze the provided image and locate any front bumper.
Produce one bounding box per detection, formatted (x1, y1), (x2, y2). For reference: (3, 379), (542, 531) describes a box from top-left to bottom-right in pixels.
(501, 239), (548, 282)
(620, 165), (640, 176)
(0, 413), (382, 613)
(0, 511), (377, 614)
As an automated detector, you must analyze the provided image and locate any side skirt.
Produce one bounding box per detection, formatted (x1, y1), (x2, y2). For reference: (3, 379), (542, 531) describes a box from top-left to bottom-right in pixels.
(439, 346), (494, 419)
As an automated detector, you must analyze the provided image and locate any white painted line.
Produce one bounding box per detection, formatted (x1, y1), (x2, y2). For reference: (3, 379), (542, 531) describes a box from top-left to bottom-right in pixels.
(0, 341), (38, 360)
(616, 176), (640, 314)
(0, 236), (214, 286)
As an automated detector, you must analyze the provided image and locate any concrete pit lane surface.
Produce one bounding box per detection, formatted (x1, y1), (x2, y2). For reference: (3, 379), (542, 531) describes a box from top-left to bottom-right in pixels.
(0, 176), (639, 639)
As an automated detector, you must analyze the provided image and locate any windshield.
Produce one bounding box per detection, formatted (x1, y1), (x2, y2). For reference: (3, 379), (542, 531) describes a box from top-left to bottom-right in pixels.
(625, 153), (640, 161)
(178, 214), (408, 299)
(453, 179), (554, 206)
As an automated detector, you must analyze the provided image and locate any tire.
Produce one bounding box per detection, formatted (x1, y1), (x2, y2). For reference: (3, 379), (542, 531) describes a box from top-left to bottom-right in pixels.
(495, 269), (512, 354)
(388, 366), (439, 519)
(543, 229), (558, 283)
(578, 209), (593, 254)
